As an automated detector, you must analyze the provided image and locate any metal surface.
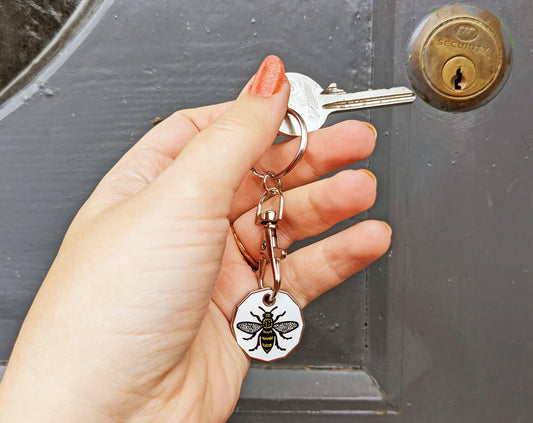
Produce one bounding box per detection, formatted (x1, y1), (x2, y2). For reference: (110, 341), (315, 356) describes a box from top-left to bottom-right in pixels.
(0, 0), (531, 421)
(254, 108), (308, 177)
(280, 72), (415, 136)
(256, 194), (285, 302)
(407, 4), (512, 111)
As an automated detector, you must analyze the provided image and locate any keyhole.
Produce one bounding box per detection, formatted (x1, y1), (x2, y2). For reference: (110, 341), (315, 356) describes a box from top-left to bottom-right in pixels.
(453, 67), (465, 90)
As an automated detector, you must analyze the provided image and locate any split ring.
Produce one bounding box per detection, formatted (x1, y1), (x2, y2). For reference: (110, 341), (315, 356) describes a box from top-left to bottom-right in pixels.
(251, 108), (308, 180)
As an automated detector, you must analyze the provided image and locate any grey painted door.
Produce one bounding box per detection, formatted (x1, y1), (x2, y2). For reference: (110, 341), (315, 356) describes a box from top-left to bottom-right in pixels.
(0, 1), (531, 421)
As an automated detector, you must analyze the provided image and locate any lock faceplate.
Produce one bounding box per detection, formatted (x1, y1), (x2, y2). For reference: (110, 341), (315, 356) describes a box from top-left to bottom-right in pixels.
(407, 4), (512, 111)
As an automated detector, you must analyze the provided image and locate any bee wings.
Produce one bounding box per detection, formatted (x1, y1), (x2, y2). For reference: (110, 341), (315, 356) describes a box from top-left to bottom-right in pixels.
(273, 321), (299, 334)
(236, 321), (262, 334)
(237, 320), (299, 335)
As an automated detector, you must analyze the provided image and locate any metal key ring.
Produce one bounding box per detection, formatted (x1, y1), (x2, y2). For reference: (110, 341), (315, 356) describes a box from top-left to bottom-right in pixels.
(251, 108), (308, 180)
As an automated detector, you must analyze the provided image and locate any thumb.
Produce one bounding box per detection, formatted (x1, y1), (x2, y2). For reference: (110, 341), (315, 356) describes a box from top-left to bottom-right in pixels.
(149, 55), (289, 217)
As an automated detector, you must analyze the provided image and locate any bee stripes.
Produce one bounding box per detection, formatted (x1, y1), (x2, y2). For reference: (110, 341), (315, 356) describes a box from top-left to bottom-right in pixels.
(236, 306), (299, 354)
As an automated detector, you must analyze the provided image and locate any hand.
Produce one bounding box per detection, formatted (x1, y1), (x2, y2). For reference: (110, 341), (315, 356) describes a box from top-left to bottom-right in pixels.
(0, 56), (391, 422)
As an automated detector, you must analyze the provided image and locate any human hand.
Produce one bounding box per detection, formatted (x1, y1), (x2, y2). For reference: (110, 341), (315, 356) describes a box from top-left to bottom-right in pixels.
(0, 56), (391, 422)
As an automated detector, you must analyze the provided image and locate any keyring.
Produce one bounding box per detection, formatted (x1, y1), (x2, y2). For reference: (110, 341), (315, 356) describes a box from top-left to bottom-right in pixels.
(251, 108), (308, 180)
(232, 106), (307, 362)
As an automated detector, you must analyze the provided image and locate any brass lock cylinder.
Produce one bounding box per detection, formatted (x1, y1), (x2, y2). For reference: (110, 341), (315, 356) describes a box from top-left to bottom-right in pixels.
(407, 4), (512, 111)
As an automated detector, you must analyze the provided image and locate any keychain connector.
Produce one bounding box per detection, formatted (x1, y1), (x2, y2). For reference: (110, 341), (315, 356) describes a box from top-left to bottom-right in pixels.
(257, 219), (285, 303)
(255, 189), (284, 225)
(232, 107), (308, 362)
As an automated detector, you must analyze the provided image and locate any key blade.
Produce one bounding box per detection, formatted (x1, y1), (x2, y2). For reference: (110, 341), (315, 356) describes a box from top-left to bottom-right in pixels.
(321, 87), (416, 111)
(279, 72), (417, 137)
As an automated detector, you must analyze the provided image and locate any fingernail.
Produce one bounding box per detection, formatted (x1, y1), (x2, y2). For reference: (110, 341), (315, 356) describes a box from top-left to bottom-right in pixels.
(248, 55), (285, 97)
(381, 221), (393, 237)
(363, 122), (377, 140)
(357, 169), (378, 188)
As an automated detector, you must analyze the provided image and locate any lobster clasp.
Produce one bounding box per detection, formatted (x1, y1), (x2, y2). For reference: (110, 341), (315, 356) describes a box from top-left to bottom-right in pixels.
(255, 188), (284, 225)
(256, 197), (287, 303)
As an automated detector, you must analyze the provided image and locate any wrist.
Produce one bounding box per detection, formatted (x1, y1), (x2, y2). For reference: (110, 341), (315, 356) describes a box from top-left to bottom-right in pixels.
(0, 360), (110, 423)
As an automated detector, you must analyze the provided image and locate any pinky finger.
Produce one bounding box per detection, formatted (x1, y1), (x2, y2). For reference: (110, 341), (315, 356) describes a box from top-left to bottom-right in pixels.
(282, 220), (392, 308)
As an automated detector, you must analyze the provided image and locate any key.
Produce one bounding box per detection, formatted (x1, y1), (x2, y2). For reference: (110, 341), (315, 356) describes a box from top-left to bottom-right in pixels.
(279, 72), (416, 136)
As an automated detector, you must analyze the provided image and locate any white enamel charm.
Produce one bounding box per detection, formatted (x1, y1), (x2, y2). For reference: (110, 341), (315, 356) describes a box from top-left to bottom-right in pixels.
(232, 288), (304, 362)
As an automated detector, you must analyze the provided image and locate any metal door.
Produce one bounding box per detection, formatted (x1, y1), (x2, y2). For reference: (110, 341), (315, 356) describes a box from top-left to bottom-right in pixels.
(0, 1), (531, 421)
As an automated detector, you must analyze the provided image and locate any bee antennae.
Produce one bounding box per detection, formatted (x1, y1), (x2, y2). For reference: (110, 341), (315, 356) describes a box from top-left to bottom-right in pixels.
(258, 306), (267, 313)
(270, 306), (278, 313)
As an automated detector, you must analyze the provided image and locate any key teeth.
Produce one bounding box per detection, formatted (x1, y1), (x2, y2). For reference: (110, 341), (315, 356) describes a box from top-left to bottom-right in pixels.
(321, 82), (346, 95)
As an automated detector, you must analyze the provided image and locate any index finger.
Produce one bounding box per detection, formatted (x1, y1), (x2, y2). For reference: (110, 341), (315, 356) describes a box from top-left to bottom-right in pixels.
(229, 119), (377, 221)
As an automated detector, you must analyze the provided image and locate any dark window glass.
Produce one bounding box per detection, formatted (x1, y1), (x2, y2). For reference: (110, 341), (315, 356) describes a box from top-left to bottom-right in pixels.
(0, 0), (80, 90)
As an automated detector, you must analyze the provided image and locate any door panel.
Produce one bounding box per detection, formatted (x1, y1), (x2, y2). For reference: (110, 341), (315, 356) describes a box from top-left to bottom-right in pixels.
(384, 1), (532, 422)
(0, 0), (531, 421)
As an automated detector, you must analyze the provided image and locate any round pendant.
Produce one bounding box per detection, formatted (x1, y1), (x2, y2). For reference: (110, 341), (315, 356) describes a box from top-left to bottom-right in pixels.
(232, 288), (304, 362)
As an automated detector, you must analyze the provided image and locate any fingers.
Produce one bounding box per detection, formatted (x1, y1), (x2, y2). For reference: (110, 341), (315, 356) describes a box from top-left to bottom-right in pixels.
(129, 101), (235, 162)
(87, 57), (291, 337)
(86, 69), (375, 224)
(260, 121), (376, 184)
(281, 220), (391, 308)
(232, 169), (378, 254)
(212, 168), (379, 319)
(213, 219), (391, 320)
(147, 56), (290, 220)
(90, 114), (376, 224)
(229, 120), (377, 220)
(87, 55), (289, 215)
(86, 102), (234, 213)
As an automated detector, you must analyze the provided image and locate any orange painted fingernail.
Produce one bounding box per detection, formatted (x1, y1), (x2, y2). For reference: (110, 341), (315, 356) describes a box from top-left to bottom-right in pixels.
(249, 55), (285, 97)
(363, 122), (377, 140)
(381, 221), (392, 237)
(357, 169), (378, 188)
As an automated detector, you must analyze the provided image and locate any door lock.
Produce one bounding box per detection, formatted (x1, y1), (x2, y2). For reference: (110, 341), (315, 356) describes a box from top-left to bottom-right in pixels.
(407, 4), (512, 111)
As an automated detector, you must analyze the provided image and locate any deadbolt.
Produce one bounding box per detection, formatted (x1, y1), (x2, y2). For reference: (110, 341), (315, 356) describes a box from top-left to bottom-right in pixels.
(407, 4), (512, 111)
(441, 56), (476, 92)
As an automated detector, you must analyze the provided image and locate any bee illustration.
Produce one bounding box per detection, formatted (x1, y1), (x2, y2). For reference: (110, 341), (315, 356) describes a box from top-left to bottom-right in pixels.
(236, 306), (299, 354)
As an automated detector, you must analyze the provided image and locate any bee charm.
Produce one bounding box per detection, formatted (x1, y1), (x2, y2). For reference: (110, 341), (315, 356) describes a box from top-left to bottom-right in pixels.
(237, 305), (299, 354)
(232, 288), (304, 362)
(232, 109), (308, 361)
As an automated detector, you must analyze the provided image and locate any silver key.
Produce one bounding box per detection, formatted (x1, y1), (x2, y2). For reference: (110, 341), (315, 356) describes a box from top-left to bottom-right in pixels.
(280, 73), (416, 136)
